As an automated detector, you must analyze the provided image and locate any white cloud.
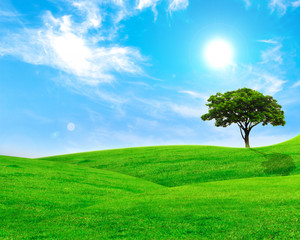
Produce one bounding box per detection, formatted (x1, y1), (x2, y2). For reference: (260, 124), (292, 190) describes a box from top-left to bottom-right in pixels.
(135, 0), (190, 14)
(135, 0), (160, 20)
(134, 95), (205, 120)
(225, 63), (286, 96)
(71, 0), (102, 28)
(269, 0), (288, 15)
(260, 42), (283, 64)
(0, 0), (191, 102)
(268, 0), (300, 15)
(170, 104), (202, 118)
(249, 71), (286, 95)
(179, 90), (209, 101)
(258, 39), (279, 44)
(258, 39), (283, 64)
(0, 2), (20, 22)
(245, 0), (300, 15)
(113, 0), (125, 6)
(0, 8), (144, 87)
(219, 42), (286, 96)
(242, 38), (286, 95)
(168, 0), (189, 13)
(136, 0), (159, 10)
(0, 10), (16, 17)
(291, 80), (300, 88)
(292, 0), (300, 7)
(239, 65), (286, 96)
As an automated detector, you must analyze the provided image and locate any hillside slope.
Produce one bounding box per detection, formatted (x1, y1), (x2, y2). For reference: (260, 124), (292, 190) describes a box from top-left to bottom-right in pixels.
(1, 155), (299, 239)
(83, 175), (300, 239)
(40, 135), (300, 187)
(1, 138), (300, 239)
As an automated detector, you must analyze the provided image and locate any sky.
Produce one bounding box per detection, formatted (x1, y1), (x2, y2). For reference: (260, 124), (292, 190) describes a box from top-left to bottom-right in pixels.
(1, 0), (300, 157)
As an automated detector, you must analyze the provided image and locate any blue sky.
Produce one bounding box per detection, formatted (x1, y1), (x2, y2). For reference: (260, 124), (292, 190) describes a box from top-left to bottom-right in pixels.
(1, 0), (300, 157)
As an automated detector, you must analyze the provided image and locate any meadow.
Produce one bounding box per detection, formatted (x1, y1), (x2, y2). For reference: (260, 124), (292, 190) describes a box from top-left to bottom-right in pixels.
(0, 136), (299, 239)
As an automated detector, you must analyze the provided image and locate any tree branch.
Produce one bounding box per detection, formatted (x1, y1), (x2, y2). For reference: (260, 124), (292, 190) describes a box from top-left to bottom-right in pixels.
(245, 120), (249, 130)
(239, 126), (245, 140)
(249, 122), (260, 131)
(238, 121), (245, 130)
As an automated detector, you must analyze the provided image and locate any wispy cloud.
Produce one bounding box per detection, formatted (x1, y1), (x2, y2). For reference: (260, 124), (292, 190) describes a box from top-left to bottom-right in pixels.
(244, 0), (300, 15)
(292, 0), (300, 7)
(168, 0), (189, 13)
(136, 0), (159, 10)
(241, 38), (287, 95)
(269, 0), (288, 15)
(259, 40), (283, 64)
(71, 0), (102, 28)
(169, 104), (203, 118)
(135, 0), (189, 19)
(291, 80), (300, 88)
(136, 0), (159, 20)
(268, 0), (300, 15)
(0, 9), (144, 86)
(249, 71), (286, 95)
(207, 38), (287, 96)
(258, 39), (280, 44)
(0, 0), (20, 22)
(0, 0), (190, 104)
(179, 90), (209, 101)
(0, 10), (16, 17)
(134, 94), (205, 120)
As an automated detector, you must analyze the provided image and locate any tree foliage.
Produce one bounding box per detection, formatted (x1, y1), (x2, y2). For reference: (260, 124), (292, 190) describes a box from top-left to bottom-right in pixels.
(201, 88), (286, 147)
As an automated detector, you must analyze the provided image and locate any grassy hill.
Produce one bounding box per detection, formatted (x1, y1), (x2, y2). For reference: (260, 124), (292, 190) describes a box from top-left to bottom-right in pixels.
(1, 136), (300, 239)
(40, 135), (300, 187)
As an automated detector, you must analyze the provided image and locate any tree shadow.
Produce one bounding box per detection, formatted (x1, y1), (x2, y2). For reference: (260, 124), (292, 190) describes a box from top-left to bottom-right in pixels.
(250, 149), (296, 176)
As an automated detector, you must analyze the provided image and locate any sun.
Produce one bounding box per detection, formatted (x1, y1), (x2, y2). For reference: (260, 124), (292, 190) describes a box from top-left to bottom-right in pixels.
(204, 39), (234, 69)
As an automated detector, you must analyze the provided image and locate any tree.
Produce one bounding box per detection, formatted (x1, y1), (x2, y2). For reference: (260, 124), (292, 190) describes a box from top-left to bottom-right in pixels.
(201, 88), (286, 148)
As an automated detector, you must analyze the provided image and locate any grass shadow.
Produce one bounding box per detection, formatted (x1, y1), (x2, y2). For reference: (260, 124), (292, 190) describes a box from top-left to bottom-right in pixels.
(251, 149), (296, 176)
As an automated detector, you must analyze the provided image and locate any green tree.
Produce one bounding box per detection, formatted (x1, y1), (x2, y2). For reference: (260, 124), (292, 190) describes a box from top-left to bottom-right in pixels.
(201, 88), (286, 148)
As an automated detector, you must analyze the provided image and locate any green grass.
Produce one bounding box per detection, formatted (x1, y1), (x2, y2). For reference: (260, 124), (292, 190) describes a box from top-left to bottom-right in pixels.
(40, 135), (300, 187)
(1, 136), (300, 239)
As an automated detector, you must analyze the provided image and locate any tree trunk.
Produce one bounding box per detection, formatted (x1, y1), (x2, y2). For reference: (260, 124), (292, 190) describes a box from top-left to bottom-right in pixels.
(244, 131), (250, 148)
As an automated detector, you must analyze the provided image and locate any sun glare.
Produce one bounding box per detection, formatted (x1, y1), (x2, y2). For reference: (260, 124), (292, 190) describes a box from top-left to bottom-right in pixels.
(204, 39), (234, 69)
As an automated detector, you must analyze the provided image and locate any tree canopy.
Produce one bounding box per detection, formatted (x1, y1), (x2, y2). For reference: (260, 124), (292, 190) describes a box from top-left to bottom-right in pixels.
(201, 88), (286, 147)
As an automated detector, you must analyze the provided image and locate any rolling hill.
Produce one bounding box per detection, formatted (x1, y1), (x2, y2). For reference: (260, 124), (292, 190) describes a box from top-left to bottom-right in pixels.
(0, 135), (299, 239)
(40, 135), (300, 187)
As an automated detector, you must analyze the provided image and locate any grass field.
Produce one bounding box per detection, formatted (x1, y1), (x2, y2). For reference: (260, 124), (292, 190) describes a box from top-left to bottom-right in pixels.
(1, 136), (299, 239)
